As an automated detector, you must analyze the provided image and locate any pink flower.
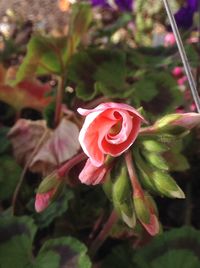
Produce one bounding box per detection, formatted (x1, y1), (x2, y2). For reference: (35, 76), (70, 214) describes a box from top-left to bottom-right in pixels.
(78, 102), (144, 167)
(79, 158), (108, 185)
(177, 76), (187, 86)
(164, 33), (176, 47)
(35, 189), (56, 212)
(172, 67), (183, 78)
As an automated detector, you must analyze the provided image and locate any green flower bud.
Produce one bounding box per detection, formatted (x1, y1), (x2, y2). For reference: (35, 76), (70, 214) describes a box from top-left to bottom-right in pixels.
(134, 196), (150, 224)
(112, 166), (132, 209)
(37, 172), (59, 194)
(152, 171), (185, 199)
(155, 114), (181, 129)
(142, 140), (169, 153)
(144, 152), (169, 171)
(102, 173), (113, 201)
(120, 201), (136, 228)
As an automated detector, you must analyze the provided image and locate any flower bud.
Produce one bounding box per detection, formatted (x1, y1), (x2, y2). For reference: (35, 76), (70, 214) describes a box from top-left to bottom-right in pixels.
(120, 201), (136, 228)
(133, 193), (160, 236)
(133, 196), (150, 224)
(171, 113), (200, 129)
(79, 158), (108, 185)
(112, 166), (131, 208)
(144, 152), (169, 171)
(142, 140), (168, 153)
(152, 171), (185, 199)
(112, 166), (135, 228)
(172, 67), (183, 78)
(164, 33), (175, 46)
(35, 189), (56, 213)
(154, 113), (200, 131)
(35, 171), (62, 212)
(37, 171), (59, 193)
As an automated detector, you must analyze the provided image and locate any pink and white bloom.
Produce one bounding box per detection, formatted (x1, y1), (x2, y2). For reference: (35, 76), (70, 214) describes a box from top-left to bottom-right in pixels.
(79, 158), (108, 185)
(78, 102), (144, 167)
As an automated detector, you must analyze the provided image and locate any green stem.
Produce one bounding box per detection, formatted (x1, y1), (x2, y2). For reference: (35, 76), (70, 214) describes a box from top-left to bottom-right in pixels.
(54, 75), (65, 127)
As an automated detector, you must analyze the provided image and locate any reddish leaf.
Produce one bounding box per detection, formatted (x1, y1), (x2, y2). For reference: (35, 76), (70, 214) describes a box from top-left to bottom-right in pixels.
(8, 118), (80, 175)
(30, 118), (80, 174)
(0, 64), (52, 111)
(8, 119), (49, 166)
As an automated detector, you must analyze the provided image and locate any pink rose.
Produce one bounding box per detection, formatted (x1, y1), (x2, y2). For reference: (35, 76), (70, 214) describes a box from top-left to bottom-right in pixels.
(79, 158), (108, 185)
(78, 102), (144, 167)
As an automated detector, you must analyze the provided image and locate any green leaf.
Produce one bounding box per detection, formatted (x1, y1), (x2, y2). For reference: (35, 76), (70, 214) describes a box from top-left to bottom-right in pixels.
(134, 226), (200, 268)
(133, 79), (158, 102)
(0, 127), (11, 154)
(0, 155), (21, 200)
(37, 237), (91, 268)
(134, 72), (183, 117)
(0, 215), (37, 268)
(68, 49), (127, 100)
(15, 35), (67, 82)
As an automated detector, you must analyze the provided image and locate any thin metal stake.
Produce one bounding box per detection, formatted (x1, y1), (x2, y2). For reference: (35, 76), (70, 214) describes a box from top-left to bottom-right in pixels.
(162, 0), (200, 113)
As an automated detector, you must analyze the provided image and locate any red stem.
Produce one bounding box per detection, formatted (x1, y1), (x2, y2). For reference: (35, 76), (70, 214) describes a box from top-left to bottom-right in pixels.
(89, 210), (118, 257)
(58, 152), (87, 177)
(125, 150), (143, 197)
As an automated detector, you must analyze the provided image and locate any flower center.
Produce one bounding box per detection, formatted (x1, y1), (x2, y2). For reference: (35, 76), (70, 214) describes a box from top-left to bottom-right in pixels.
(109, 120), (122, 135)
